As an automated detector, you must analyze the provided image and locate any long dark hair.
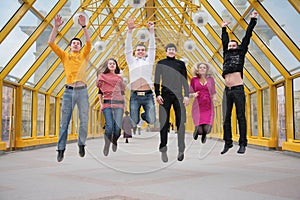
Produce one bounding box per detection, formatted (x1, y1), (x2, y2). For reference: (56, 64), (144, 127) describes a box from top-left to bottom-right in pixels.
(97, 58), (120, 75)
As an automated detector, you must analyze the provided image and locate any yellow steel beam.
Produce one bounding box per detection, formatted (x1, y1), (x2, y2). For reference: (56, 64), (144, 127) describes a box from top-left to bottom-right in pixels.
(288, 0), (300, 14)
(248, 0), (300, 62)
(146, 0), (155, 21)
(0, 0), (36, 44)
(19, 0), (68, 85)
(1, 0), (68, 81)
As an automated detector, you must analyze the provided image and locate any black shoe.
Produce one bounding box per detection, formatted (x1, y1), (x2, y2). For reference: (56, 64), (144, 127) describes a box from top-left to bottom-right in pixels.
(112, 135), (119, 152)
(125, 138), (128, 143)
(193, 126), (198, 140)
(57, 149), (65, 162)
(161, 151), (168, 163)
(177, 152), (184, 161)
(220, 144), (233, 155)
(201, 133), (207, 144)
(78, 145), (85, 157)
(237, 145), (246, 154)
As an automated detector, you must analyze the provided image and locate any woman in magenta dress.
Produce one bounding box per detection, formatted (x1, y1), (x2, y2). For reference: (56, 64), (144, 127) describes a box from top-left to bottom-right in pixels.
(189, 62), (217, 143)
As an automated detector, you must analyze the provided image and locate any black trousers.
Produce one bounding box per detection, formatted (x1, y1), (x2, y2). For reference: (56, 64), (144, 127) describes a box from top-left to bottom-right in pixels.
(159, 92), (186, 153)
(223, 85), (247, 146)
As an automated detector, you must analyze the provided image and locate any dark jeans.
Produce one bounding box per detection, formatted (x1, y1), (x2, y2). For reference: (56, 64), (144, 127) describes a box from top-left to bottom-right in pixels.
(159, 92), (186, 153)
(223, 85), (247, 146)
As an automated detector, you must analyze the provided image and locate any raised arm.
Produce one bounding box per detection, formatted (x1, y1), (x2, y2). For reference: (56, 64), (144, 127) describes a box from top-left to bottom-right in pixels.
(240, 11), (258, 50)
(78, 14), (90, 43)
(125, 18), (135, 66)
(221, 21), (231, 52)
(48, 15), (64, 43)
(147, 21), (156, 64)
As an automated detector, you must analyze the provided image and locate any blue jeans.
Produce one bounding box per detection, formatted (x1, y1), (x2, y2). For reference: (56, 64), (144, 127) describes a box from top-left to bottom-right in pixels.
(129, 91), (156, 126)
(57, 87), (89, 150)
(223, 85), (247, 146)
(103, 108), (123, 138)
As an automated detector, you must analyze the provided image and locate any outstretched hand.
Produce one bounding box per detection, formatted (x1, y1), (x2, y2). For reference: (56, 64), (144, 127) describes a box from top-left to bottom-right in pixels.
(250, 11), (258, 18)
(54, 15), (64, 28)
(147, 21), (154, 33)
(78, 14), (87, 27)
(127, 18), (135, 30)
(221, 21), (230, 28)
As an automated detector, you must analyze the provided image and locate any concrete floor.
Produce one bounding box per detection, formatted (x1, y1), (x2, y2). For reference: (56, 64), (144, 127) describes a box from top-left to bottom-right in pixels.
(1, 131), (300, 200)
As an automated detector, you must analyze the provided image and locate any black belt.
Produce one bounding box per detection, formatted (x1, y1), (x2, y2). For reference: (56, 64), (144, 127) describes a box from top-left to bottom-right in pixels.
(132, 90), (152, 96)
(65, 85), (87, 90)
(103, 99), (125, 104)
(225, 85), (244, 90)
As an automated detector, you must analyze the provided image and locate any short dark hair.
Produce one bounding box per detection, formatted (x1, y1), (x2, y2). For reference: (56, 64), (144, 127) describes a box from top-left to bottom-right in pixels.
(135, 43), (146, 49)
(229, 40), (238, 45)
(70, 38), (82, 47)
(165, 43), (177, 52)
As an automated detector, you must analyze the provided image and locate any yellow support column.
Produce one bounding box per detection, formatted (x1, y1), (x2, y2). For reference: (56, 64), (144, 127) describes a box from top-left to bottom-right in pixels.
(282, 79), (300, 152)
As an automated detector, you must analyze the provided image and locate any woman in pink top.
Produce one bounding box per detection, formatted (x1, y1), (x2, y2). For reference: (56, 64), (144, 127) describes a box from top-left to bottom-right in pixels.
(189, 62), (217, 143)
(96, 58), (126, 156)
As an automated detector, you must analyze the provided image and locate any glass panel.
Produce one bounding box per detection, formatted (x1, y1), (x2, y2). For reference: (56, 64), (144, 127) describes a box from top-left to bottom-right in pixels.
(37, 93), (45, 137)
(52, 77), (66, 96)
(248, 41), (280, 81)
(206, 0), (237, 29)
(277, 86), (286, 148)
(228, 0), (249, 15)
(0, 9), (37, 74)
(0, 0), (22, 30)
(6, 43), (37, 83)
(33, 0), (59, 17)
(293, 77), (300, 140)
(49, 96), (56, 136)
(234, 24), (281, 81)
(250, 14), (298, 76)
(22, 89), (32, 138)
(25, 39), (68, 89)
(262, 88), (270, 138)
(260, 0), (300, 48)
(243, 76), (255, 92)
(244, 61), (267, 88)
(250, 93), (258, 136)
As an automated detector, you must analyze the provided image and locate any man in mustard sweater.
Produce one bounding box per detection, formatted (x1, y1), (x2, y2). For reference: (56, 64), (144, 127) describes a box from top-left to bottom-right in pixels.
(48, 14), (91, 162)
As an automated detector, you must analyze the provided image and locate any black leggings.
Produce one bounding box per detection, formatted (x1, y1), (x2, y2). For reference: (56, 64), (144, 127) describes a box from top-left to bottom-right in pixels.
(196, 124), (212, 135)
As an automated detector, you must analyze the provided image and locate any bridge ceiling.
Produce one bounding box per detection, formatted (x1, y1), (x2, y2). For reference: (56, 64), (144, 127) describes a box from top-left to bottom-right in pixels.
(0, 0), (299, 102)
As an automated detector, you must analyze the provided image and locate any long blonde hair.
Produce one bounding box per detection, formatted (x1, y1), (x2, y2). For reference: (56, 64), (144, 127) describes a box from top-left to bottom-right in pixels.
(193, 62), (214, 78)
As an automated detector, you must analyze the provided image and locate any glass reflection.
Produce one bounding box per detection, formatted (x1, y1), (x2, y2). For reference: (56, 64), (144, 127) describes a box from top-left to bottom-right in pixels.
(260, 0), (300, 48)
(262, 88), (270, 137)
(293, 77), (300, 140)
(22, 89), (32, 138)
(37, 93), (45, 137)
(250, 93), (258, 136)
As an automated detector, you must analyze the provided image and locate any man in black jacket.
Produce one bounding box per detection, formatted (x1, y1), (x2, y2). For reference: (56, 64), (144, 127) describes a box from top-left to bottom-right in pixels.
(154, 43), (189, 162)
(221, 11), (258, 155)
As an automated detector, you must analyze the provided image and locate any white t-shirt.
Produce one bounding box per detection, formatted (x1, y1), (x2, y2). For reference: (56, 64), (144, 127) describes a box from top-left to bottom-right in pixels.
(124, 31), (156, 89)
